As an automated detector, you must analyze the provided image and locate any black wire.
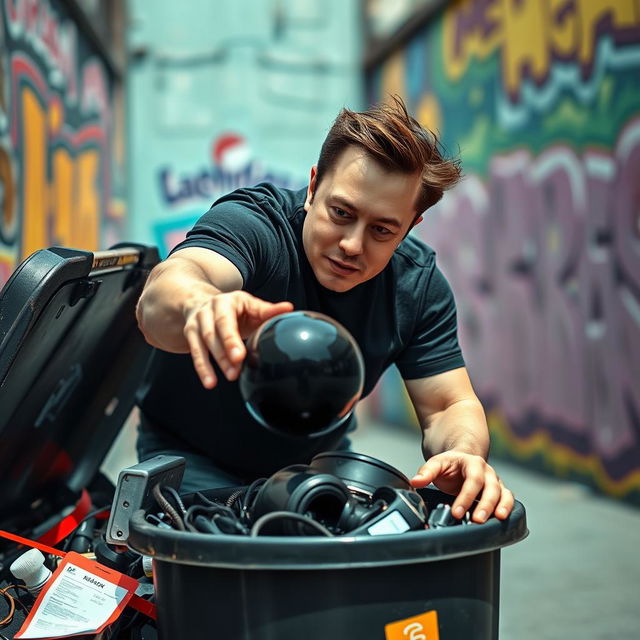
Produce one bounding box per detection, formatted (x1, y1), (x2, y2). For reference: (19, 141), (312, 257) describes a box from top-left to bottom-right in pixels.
(184, 505), (218, 532)
(193, 491), (221, 507)
(152, 484), (185, 531)
(184, 504), (244, 534)
(250, 512), (334, 537)
(240, 478), (266, 518)
(192, 515), (219, 534)
(225, 488), (244, 508)
(160, 486), (187, 516)
(186, 503), (237, 521)
(211, 514), (248, 535)
(61, 505), (111, 552)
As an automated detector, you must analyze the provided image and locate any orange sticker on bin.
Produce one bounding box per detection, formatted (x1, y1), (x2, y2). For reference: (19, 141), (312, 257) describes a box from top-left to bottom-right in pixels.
(385, 609), (439, 640)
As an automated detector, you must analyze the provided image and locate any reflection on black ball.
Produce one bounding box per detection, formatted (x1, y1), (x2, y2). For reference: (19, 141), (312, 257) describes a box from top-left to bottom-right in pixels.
(239, 311), (365, 438)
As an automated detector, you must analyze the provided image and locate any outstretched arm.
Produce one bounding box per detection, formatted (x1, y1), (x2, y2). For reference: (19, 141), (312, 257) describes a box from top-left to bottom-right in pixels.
(136, 247), (293, 388)
(405, 367), (514, 523)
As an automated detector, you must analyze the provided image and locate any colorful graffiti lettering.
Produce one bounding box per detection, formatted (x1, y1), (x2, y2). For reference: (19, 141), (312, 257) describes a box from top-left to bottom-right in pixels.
(413, 122), (640, 499)
(369, 0), (640, 502)
(154, 132), (303, 255)
(159, 162), (302, 209)
(423, 115), (639, 465)
(0, 0), (114, 286)
(443, 0), (640, 101)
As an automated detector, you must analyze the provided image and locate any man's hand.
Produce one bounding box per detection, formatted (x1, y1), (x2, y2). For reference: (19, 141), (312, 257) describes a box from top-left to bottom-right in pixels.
(410, 451), (514, 523)
(183, 290), (293, 389)
(136, 248), (293, 387)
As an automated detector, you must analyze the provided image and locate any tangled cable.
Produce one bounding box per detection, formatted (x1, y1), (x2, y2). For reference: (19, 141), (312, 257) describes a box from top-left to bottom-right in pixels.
(0, 584), (29, 628)
(147, 481), (334, 537)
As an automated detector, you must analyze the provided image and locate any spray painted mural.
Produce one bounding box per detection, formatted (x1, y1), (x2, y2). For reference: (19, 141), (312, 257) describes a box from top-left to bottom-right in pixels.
(152, 131), (303, 256)
(368, 0), (640, 504)
(0, 0), (119, 286)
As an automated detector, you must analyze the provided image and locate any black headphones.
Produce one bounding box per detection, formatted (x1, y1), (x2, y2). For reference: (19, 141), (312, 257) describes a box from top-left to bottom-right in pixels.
(249, 452), (428, 536)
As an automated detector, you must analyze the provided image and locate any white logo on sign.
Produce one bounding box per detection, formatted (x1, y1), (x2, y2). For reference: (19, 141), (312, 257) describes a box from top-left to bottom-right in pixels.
(403, 622), (426, 640)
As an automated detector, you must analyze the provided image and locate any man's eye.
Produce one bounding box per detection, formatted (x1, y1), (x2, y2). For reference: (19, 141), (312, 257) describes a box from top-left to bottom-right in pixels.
(333, 207), (349, 217)
(373, 226), (392, 235)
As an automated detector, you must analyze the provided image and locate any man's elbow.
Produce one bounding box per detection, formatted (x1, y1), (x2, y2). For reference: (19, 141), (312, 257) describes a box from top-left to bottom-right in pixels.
(135, 293), (160, 347)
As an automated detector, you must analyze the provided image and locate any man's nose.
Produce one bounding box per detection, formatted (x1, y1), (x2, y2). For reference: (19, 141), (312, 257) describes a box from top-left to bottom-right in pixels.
(339, 227), (364, 256)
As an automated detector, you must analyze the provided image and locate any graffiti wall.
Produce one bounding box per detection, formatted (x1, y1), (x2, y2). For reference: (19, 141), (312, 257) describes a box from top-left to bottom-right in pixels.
(367, 0), (640, 504)
(0, 0), (120, 286)
(125, 0), (362, 258)
(149, 131), (303, 256)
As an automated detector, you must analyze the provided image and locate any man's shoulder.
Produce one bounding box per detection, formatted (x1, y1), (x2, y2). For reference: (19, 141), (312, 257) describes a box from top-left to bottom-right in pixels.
(393, 234), (437, 271)
(212, 183), (306, 219)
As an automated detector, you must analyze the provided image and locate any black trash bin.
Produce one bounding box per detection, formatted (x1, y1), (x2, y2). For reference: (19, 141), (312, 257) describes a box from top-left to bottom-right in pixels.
(128, 486), (527, 640)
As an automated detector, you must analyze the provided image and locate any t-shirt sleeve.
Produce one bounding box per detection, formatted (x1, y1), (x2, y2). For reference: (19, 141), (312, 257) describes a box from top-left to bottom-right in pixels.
(169, 191), (281, 290)
(395, 265), (465, 380)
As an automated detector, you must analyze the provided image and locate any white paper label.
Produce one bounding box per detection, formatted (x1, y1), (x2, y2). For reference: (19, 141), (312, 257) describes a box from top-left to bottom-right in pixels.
(16, 562), (129, 638)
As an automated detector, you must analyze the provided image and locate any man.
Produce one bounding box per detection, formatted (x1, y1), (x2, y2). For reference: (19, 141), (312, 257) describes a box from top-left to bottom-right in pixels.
(135, 97), (514, 523)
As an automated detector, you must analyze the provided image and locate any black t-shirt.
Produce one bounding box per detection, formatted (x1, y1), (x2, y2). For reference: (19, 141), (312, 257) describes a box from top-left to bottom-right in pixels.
(136, 183), (464, 477)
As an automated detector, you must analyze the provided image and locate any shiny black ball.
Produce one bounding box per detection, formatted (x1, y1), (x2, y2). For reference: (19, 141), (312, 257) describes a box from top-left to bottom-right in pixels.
(239, 311), (365, 438)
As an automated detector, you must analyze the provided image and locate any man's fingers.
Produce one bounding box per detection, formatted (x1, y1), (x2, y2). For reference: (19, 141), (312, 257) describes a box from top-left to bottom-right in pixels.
(494, 485), (515, 520)
(469, 473), (502, 523)
(184, 292), (294, 384)
(185, 327), (217, 388)
(213, 298), (245, 377)
(412, 452), (515, 522)
(450, 470), (484, 519)
(410, 458), (444, 488)
(255, 300), (294, 322)
(221, 297), (293, 378)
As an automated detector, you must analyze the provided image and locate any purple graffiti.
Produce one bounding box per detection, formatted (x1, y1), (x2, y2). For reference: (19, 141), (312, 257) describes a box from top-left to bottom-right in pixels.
(418, 116), (640, 479)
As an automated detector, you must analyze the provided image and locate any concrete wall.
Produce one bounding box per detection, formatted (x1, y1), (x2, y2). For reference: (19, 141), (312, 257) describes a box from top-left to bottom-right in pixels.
(126, 0), (363, 256)
(0, 0), (125, 286)
(367, 0), (640, 505)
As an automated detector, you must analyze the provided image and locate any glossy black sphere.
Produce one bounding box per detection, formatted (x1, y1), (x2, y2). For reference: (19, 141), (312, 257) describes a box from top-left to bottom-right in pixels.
(239, 311), (365, 438)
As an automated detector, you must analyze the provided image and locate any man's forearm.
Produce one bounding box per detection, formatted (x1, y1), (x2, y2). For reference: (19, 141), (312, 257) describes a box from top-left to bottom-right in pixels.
(421, 398), (490, 460)
(136, 260), (221, 353)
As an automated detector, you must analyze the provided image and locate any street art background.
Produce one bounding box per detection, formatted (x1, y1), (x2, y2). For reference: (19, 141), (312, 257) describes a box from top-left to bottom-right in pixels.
(125, 0), (362, 258)
(149, 131), (303, 256)
(0, 0), (122, 287)
(367, 0), (640, 504)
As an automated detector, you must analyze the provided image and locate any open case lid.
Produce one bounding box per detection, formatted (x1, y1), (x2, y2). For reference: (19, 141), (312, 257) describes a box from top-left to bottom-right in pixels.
(0, 244), (160, 529)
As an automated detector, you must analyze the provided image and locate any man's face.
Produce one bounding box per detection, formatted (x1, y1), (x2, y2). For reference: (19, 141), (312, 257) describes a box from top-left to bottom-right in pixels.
(303, 146), (423, 293)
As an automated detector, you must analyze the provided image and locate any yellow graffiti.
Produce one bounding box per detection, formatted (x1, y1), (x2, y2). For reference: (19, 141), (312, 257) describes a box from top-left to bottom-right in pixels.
(76, 151), (100, 249)
(0, 253), (13, 283)
(443, 0), (640, 97)
(443, 0), (503, 80)
(20, 86), (100, 259)
(487, 410), (640, 499)
(417, 93), (442, 133)
(0, 148), (16, 230)
(380, 50), (407, 101)
(22, 88), (48, 257)
(48, 100), (63, 135)
(52, 147), (73, 244)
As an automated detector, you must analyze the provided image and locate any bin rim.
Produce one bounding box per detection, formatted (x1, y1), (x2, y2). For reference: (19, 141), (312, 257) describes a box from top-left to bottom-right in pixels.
(127, 496), (528, 571)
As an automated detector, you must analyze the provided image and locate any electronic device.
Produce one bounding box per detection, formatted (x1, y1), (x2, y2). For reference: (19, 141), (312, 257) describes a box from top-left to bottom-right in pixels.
(105, 455), (186, 545)
(249, 461), (428, 536)
(0, 244), (159, 534)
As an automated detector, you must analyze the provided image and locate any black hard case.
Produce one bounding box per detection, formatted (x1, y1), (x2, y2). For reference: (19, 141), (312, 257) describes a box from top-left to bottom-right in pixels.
(0, 244), (159, 537)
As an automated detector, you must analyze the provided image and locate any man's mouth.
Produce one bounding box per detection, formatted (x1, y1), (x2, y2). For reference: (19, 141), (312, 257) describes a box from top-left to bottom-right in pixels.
(326, 256), (360, 276)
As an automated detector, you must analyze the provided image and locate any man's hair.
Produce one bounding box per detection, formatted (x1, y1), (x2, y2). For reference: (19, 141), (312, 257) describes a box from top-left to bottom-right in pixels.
(315, 96), (462, 215)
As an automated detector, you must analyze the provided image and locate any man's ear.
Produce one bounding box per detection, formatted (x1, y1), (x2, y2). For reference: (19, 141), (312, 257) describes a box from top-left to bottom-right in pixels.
(304, 166), (318, 210)
(412, 215), (423, 228)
